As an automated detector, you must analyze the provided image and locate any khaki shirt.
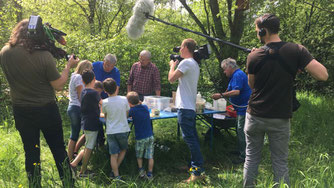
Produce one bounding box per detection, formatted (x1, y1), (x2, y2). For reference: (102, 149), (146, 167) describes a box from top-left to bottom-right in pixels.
(0, 45), (60, 106)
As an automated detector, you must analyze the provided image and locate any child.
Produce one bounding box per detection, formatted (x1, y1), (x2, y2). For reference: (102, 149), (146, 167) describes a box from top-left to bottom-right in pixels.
(94, 80), (104, 94)
(127, 91), (154, 179)
(102, 78), (130, 180)
(70, 70), (101, 177)
(73, 80), (104, 153)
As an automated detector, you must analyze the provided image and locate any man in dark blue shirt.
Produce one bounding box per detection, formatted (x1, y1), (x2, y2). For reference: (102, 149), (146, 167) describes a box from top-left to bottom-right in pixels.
(93, 54), (120, 99)
(92, 54), (120, 146)
(212, 58), (251, 164)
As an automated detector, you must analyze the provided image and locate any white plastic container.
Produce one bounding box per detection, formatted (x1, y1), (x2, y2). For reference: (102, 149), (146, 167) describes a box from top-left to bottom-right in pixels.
(142, 96), (172, 111)
(213, 98), (226, 111)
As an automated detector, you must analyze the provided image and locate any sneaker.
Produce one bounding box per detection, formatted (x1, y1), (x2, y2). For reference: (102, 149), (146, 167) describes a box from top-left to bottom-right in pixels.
(109, 171), (115, 179)
(146, 172), (153, 180)
(78, 170), (95, 178)
(232, 156), (245, 165)
(138, 168), (146, 178)
(113, 176), (124, 181)
(184, 174), (205, 183)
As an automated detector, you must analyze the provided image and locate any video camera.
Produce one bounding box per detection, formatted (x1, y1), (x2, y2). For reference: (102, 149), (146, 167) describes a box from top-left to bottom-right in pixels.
(170, 44), (211, 64)
(27, 15), (74, 60)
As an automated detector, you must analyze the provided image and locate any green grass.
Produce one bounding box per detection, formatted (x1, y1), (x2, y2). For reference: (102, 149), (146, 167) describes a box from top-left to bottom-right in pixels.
(0, 92), (333, 187)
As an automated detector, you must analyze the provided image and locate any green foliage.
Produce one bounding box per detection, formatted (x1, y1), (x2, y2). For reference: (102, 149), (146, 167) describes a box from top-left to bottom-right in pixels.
(1, 0), (332, 101)
(0, 92), (334, 187)
(240, 0), (334, 94)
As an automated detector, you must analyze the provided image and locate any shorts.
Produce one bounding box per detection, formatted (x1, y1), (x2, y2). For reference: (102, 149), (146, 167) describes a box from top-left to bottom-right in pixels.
(135, 136), (154, 159)
(107, 132), (129, 154)
(84, 130), (98, 150)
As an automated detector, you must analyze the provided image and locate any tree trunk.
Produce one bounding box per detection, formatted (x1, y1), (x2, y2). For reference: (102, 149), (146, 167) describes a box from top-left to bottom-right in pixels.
(88, 0), (96, 35)
(73, 0), (96, 35)
(13, 0), (23, 22)
(179, 0), (248, 92)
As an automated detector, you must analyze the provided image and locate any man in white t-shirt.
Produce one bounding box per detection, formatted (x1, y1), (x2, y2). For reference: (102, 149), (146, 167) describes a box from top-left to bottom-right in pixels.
(168, 38), (204, 183)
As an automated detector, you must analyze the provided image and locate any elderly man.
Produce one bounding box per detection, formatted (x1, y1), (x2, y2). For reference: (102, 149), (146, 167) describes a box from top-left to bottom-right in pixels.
(127, 50), (161, 101)
(212, 58), (251, 165)
(92, 53), (120, 146)
(93, 54), (120, 99)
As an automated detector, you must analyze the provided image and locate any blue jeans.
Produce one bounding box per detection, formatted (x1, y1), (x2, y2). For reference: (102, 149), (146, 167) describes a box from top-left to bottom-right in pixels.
(107, 133), (129, 154)
(67, 105), (81, 141)
(178, 109), (204, 175)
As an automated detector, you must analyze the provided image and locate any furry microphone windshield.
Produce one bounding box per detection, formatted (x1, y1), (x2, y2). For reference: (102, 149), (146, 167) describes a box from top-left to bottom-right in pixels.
(126, 0), (155, 39)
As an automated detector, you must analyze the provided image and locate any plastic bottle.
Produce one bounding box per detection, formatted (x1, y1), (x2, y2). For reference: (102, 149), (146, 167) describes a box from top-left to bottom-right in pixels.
(217, 98), (227, 111)
(196, 92), (202, 102)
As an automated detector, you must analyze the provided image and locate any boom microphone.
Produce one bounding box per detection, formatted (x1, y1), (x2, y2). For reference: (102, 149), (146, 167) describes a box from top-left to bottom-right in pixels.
(126, 0), (155, 39)
(126, 0), (251, 53)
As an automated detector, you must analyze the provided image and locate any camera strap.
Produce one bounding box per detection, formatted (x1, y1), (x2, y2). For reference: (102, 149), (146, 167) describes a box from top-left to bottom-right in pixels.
(260, 42), (301, 112)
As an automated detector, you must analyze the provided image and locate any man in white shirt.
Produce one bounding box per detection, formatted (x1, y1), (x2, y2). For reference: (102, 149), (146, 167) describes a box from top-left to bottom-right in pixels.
(168, 38), (204, 183)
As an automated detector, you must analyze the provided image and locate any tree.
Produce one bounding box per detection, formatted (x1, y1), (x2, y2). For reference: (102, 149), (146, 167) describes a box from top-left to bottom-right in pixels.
(177, 0), (249, 91)
(72, 0), (133, 38)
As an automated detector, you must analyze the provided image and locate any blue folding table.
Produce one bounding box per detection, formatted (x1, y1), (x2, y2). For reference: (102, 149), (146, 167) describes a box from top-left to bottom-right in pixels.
(100, 109), (225, 150)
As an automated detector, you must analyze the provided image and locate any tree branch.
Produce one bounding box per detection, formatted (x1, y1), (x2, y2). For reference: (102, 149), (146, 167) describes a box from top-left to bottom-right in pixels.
(203, 0), (211, 36)
(179, 0), (222, 61)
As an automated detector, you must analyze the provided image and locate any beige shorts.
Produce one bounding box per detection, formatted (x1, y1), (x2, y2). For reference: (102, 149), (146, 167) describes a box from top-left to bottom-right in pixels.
(84, 130), (98, 149)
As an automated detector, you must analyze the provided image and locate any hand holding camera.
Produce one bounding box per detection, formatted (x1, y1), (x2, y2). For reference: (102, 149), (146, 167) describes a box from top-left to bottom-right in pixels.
(67, 54), (80, 69)
(169, 59), (179, 68)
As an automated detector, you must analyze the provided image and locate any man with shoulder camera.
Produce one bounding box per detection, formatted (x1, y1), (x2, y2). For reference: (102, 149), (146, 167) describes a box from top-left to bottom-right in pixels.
(168, 38), (204, 183)
(0, 19), (79, 187)
(244, 14), (328, 187)
(127, 50), (161, 101)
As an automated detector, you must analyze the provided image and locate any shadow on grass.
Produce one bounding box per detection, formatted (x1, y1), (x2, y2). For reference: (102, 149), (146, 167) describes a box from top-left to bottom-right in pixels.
(74, 118), (243, 187)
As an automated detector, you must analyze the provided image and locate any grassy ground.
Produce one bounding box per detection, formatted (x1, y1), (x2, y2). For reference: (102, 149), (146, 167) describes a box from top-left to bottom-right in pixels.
(0, 92), (333, 187)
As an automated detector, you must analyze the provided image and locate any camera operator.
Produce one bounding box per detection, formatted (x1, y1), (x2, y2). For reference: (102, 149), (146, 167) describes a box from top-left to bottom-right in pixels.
(0, 19), (79, 187)
(168, 38), (204, 183)
(244, 14), (328, 187)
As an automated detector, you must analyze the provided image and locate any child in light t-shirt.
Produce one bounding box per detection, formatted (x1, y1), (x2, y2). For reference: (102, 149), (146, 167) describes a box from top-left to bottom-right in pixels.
(102, 78), (130, 180)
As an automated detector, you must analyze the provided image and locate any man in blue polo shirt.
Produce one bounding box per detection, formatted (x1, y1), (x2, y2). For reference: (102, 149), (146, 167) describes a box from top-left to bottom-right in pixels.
(92, 53), (120, 146)
(93, 54), (120, 99)
(212, 58), (251, 164)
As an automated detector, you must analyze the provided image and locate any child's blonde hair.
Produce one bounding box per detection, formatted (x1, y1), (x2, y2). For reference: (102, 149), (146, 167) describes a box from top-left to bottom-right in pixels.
(75, 60), (92, 75)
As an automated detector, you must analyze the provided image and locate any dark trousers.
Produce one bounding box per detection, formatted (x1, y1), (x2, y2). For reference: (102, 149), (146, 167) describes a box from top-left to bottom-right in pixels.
(97, 121), (105, 145)
(13, 102), (73, 187)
